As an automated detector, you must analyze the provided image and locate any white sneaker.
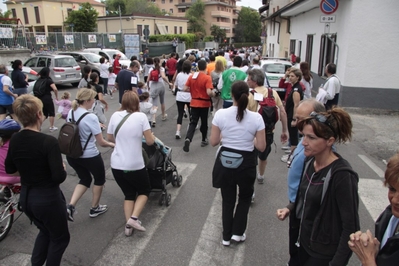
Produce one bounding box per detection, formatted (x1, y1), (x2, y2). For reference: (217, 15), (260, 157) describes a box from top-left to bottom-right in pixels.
(49, 126), (58, 132)
(231, 233), (246, 243)
(257, 173), (264, 184)
(281, 145), (291, 150)
(175, 131), (181, 139)
(251, 192), (255, 203)
(281, 154), (290, 163)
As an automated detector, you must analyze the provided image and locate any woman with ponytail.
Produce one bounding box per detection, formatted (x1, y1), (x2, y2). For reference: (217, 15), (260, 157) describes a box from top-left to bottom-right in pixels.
(210, 80), (266, 246)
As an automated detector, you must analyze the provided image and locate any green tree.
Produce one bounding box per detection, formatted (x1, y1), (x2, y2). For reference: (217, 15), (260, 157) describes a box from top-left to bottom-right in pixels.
(64, 3), (98, 32)
(185, 0), (206, 37)
(0, 9), (15, 24)
(235, 7), (261, 42)
(105, 0), (163, 16)
(210, 25), (226, 42)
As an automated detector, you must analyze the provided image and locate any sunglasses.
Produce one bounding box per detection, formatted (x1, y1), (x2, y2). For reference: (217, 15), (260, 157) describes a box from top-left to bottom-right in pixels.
(309, 111), (336, 136)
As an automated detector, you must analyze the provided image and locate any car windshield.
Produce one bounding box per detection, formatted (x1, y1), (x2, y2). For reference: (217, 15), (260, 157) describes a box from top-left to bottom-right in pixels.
(107, 50), (128, 60)
(263, 63), (289, 74)
(83, 53), (101, 63)
(55, 58), (78, 67)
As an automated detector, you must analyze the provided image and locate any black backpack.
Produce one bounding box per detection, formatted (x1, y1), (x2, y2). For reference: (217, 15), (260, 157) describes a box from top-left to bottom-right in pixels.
(58, 111), (92, 158)
(252, 88), (279, 133)
(33, 78), (47, 97)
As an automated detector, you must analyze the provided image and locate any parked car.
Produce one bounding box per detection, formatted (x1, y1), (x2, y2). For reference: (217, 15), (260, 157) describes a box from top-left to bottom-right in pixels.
(6, 66), (38, 94)
(58, 52), (102, 77)
(260, 59), (293, 100)
(184, 49), (202, 58)
(23, 55), (81, 87)
(83, 48), (130, 68)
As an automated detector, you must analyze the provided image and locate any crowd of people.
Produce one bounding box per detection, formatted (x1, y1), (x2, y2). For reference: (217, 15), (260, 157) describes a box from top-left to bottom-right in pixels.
(0, 46), (396, 266)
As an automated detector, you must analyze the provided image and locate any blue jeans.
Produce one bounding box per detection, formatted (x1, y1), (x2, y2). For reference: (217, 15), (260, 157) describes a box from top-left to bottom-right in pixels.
(14, 87), (28, 96)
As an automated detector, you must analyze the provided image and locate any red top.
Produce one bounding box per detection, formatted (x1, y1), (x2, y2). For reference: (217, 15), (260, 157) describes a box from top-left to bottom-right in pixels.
(185, 72), (213, 108)
(113, 58), (121, 75)
(165, 58), (177, 76)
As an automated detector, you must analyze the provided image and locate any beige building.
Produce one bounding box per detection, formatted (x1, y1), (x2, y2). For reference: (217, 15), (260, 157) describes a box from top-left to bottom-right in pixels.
(97, 13), (188, 38)
(5, 0), (106, 35)
(154, 0), (240, 39)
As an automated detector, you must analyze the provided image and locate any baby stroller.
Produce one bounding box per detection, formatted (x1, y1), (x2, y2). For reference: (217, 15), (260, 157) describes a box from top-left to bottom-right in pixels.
(142, 138), (182, 206)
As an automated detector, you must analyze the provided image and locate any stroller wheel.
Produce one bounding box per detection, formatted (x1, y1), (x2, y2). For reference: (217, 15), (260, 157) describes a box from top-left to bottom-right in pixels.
(166, 194), (171, 206)
(171, 173), (177, 187)
(159, 194), (165, 206)
(177, 175), (183, 187)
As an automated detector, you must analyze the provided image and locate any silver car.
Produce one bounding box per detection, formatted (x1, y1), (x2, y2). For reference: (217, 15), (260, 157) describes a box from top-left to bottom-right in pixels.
(58, 52), (102, 77)
(24, 55), (82, 87)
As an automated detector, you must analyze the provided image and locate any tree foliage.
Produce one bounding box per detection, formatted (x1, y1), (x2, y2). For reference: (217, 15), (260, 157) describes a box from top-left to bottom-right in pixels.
(64, 3), (98, 32)
(235, 7), (261, 42)
(0, 9), (15, 24)
(105, 0), (163, 16)
(185, 0), (206, 38)
(210, 25), (226, 42)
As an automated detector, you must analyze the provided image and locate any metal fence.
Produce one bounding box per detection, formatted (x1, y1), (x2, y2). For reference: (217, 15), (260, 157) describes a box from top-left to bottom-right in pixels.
(0, 24), (124, 52)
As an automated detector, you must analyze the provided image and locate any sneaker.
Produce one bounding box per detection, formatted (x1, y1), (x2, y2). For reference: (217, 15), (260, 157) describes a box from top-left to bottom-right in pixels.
(285, 150), (291, 154)
(257, 173), (264, 184)
(175, 131), (181, 139)
(201, 139), (209, 147)
(195, 124), (199, 130)
(183, 138), (190, 152)
(231, 233), (246, 243)
(222, 240), (230, 246)
(110, 96), (113, 99)
(251, 193), (255, 203)
(127, 217), (146, 232)
(183, 110), (188, 118)
(125, 225), (133, 237)
(281, 145), (291, 150)
(89, 204), (108, 218)
(162, 114), (168, 121)
(67, 204), (75, 222)
(49, 126), (58, 132)
(152, 121), (156, 128)
(281, 154), (290, 163)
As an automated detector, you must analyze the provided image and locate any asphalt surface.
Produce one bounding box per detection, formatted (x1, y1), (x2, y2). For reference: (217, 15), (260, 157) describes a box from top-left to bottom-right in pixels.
(0, 83), (397, 266)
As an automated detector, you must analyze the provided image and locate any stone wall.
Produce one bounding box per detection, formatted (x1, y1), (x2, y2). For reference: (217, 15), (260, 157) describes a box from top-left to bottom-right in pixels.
(0, 49), (31, 66)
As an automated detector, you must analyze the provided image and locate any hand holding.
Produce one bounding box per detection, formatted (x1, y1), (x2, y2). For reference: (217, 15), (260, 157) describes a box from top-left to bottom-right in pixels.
(276, 208), (290, 221)
(348, 230), (379, 266)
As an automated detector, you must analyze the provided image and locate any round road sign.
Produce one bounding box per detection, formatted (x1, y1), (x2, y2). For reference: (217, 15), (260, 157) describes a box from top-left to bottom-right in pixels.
(143, 28), (150, 36)
(320, 0), (339, 15)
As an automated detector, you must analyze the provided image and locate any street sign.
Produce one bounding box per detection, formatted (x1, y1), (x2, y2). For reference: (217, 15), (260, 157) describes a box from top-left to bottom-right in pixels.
(320, 0), (339, 15)
(320, 15), (336, 23)
(143, 28), (150, 36)
(324, 23), (331, 34)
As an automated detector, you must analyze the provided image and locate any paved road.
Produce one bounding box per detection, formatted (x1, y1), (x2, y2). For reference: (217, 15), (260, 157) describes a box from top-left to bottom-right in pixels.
(0, 83), (396, 265)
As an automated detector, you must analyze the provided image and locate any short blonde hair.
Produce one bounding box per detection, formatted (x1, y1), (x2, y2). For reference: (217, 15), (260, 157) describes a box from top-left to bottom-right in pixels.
(72, 88), (97, 111)
(13, 94), (43, 127)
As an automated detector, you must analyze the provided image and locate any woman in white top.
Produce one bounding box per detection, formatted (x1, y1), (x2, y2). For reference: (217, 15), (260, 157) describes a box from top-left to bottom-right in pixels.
(147, 57), (173, 125)
(174, 60), (192, 139)
(211, 60), (225, 115)
(300, 61), (313, 99)
(65, 89), (115, 222)
(99, 57), (110, 95)
(210, 80), (266, 246)
(107, 91), (155, 236)
(143, 57), (154, 83)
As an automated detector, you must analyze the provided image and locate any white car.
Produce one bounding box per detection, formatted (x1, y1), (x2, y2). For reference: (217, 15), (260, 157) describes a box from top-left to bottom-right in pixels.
(83, 48), (131, 68)
(184, 49), (202, 58)
(6, 66), (38, 94)
(260, 59), (292, 99)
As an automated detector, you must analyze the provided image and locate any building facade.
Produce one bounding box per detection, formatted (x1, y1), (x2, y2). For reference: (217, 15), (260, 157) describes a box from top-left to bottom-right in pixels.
(153, 0), (240, 40)
(260, 0), (399, 110)
(5, 0), (106, 35)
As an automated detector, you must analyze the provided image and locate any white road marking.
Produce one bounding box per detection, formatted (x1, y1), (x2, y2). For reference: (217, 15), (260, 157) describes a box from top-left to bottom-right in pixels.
(358, 154), (385, 178)
(358, 154), (389, 221)
(189, 191), (245, 266)
(93, 162), (197, 266)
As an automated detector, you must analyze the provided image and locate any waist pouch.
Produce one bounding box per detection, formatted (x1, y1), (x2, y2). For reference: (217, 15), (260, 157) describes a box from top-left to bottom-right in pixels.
(220, 151), (243, 169)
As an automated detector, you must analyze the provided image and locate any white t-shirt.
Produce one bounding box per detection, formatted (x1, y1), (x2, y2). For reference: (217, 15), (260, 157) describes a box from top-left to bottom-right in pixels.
(323, 74), (341, 100)
(108, 73), (116, 86)
(148, 67), (165, 86)
(100, 63), (109, 79)
(301, 77), (313, 99)
(174, 72), (191, 103)
(66, 107), (102, 158)
(107, 110), (151, 170)
(212, 106), (265, 151)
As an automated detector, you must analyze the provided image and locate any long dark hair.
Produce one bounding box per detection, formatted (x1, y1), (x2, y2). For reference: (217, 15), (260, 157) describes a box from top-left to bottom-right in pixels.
(231, 81), (249, 122)
(87, 72), (99, 89)
(300, 62), (312, 82)
(38, 67), (50, 78)
(82, 66), (91, 81)
(153, 57), (161, 71)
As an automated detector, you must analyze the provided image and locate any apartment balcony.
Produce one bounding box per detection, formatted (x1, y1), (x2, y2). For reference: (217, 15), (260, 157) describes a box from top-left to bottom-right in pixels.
(215, 21), (232, 28)
(211, 10), (232, 19)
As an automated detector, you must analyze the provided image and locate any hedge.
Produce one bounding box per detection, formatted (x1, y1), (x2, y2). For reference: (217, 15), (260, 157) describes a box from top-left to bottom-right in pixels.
(149, 34), (196, 49)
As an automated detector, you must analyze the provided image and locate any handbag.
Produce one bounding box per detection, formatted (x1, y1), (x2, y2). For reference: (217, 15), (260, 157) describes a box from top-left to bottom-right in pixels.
(114, 113), (149, 167)
(219, 150), (243, 169)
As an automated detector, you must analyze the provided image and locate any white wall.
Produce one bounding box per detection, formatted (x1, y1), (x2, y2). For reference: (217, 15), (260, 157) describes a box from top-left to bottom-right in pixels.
(289, 0), (399, 89)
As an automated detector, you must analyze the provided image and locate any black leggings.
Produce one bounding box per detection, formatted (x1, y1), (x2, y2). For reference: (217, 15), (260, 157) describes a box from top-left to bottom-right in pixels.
(66, 153), (106, 187)
(176, 101), (191, 125)
(288, 117), (299, 146)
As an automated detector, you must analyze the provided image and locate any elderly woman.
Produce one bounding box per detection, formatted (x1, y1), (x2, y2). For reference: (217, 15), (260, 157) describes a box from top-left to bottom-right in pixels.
(66, 89), (115, 222)
(279, 107), (360, 266)
(348, 152), (399, 265)
(210, 81), (266, 246)
(107, 91), (155, 236)
(5, 94), (69, 266)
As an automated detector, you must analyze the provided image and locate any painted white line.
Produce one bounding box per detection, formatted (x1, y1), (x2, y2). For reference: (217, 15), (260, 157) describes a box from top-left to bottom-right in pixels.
(358, 154), (385, 178)
(93, 162), (197, 266)
(189, 191), (245, 266)
(358, 178), (388, 222)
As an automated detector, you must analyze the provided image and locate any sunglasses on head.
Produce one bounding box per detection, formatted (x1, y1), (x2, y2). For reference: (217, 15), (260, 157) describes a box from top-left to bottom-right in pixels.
(309, 111), (336, 136)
